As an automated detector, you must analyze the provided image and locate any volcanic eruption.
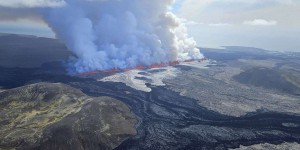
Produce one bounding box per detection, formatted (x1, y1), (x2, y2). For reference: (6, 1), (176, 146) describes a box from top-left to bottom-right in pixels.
(41, 0), (203, 73)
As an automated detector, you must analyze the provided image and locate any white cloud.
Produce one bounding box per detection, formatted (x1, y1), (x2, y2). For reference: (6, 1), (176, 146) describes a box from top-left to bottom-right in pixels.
(182, 20), (203, 26)
(0, 0), (65, 8)
(208, 23), (231, 27)
(243, 19), (277, 26)
(185, 21), (202, 26)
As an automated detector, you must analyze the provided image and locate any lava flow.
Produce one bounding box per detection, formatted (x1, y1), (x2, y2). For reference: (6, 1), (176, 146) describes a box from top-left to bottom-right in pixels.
(78, 58), (207, 76)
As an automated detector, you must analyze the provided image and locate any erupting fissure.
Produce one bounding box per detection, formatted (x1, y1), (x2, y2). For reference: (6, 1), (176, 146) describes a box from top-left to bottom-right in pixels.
(40, 0), (204, 73)
(78, 58), (207, 76)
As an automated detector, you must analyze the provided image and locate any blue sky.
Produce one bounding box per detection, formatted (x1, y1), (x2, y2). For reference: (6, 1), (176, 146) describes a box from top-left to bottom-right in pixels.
(0, 0), (299, 52)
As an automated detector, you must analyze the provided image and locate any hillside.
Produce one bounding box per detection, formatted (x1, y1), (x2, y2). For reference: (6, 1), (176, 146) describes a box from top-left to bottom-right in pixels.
(0, 82), (137, 150)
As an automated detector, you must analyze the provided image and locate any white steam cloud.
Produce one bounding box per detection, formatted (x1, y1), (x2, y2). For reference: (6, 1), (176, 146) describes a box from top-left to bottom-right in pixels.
(41, 0), (203, 72)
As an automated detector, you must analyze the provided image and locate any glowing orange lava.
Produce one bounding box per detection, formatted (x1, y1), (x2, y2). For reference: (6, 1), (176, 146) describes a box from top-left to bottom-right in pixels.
(78, 58), (207, 76)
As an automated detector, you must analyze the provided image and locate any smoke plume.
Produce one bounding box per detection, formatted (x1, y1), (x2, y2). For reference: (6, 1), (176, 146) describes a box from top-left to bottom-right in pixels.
(41, 0), (203, 72)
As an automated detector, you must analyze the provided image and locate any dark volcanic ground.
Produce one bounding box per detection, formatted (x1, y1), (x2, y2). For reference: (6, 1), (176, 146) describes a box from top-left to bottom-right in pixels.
(1, 34), (300, 149)
(1, 62), (300, 149)
(75, 81), (300, 150)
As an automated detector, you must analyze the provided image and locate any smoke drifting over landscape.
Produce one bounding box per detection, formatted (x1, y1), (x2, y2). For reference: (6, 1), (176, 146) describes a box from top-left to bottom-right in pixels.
(41, 0), (203, 72)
